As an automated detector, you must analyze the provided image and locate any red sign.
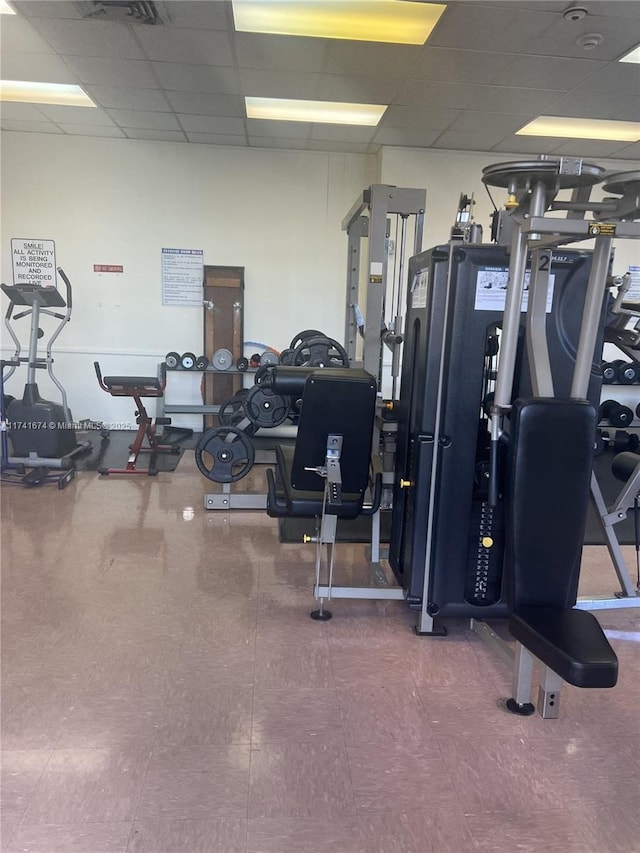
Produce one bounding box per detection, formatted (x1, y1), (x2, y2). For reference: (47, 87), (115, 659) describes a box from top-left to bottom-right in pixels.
(93, 264), (123, 273)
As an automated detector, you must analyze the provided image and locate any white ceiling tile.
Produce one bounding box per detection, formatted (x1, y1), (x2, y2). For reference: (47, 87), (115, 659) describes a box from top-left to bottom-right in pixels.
(29, 18), (145, 59)
(152, 62), (239, 94)
(234, 33), (327, 72)
(1, 119), (63, 133)
(187, 132), (248, 146)
(432, 130), (513, 151)
(551, 139), (636, 158)
(430, 6), (558, 53)
(317, 75), (401, 104)
(306, 139), (373, 154)
(163, 1), (229, 29)
(493, 56), (607, 90)
(449, 111), (532, 135)
(1, 15), (55, 54)
(547, 91), (638, 119)
(490, 135), (566, 155)
(394, 80), (485, 109)
(615, 102), (640, 122)
(411, 46), (515, 84)
(178, 114), (245, 134)
(58, 124), (126, 137)
(609, 142), (640, 160)
(0, 101), (47, 120)
(37, 104), (116, 125)
(248, 137), (308, 150)
(245, 118), (310, 139)
(526, 15), (639, 61)
(372, 127), (442, 147)
(325, 42), (421, 78)
(240, 69), (320, 100)
(135, 25), (233, 65)
(309, 125), (376, 143)
(84, 85), (172, 112)
(468, 86), (566, 114)
(124, 128), (187, 142)
(579, 1), (640, 18)
(166, 91), (244, 116)
(11, 1), (83, 18)
(61, 56), (159, 87)
(1, 51), (80, 84)
(380, 105), (461, 131)
(106, 109), (181, 130)
(570, 62), (640, 95)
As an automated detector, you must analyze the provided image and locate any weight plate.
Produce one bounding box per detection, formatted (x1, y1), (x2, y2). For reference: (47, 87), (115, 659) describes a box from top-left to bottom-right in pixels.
(292, 336), (349, 369)
(212, 348), (233, 370)
(195, 355), (209, 370)
(254, 363), (276, 386)
(260, 351), (279, 366)
(165, 351), (180, 369)
(279, 348), (295, 366)
(194, 426), (255, 483)
(218, 397), (257, 435)
(243, 385), (290, 428)
(289, 329), (326, 350)
(181, 351), (197, 370)
(236, 356), (249, 371)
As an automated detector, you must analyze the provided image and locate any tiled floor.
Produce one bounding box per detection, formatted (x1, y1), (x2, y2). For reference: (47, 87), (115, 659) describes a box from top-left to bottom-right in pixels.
(2, 452), (639, 853)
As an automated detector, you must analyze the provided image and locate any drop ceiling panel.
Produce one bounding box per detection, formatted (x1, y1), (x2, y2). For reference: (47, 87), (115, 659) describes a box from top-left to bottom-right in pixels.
(491, 56), (607, 90)
(36, 103), (116, 125)
(381, 105), (460, 130)
(234, 32), (327, 72)
(429, 5), (558, 52)
(245, 118), (310, 139)
(61, 55), (160, 88)
(0, 101), (48, 120)
(11, 1), (83, 19)
(579, 1), (640, 18)
(449, 111), (531, 135)
(551, 138), (634, 158)
(570, 62), (640, 95)
(133, 25), (233, 66)
(468, 86), (566, 115)
(491, 135), (566, 155)
(318, 74), (402, 104)
(1, 51), (80, 84)
(325, 42), (422, 78)
(29, 18), (145, 59)
(546, 91), (639, 120)
(433, 129), (513, 150)
(306, 139), (372, 154)
(239, 69), (320, 100)
(177, 113), (245, 134)
(1, 118), (63, 132)
(152, 62), (240, 95)
(248, 136), (308, 150)
(165, 91), (244, 117)
(106, 109), (181, 130)
(371, 127), (441, 148)
(186, 132), (248, 146)
(526, 15), (639, 61)
(612, 142), (640, 160)
(58, 124), (125, 137)
(124, 128), (187, 142)
(0, 14), (55, 54)
(85, 85), (172, 112)
(394, 80), (486, 109)
(410, 46), (515, 84)
(163, 0), (230, 30)
(309, 124), (376, 143)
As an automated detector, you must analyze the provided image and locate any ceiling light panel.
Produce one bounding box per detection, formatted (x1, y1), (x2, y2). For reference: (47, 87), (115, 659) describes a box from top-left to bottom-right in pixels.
(0, 1), (15, 13)
(232, 0), (446, 45)
(619, 44), (640, 64)
(245, 96), (386, 125)
(0, 80), (96, 107)
(517, 115), (640, 142)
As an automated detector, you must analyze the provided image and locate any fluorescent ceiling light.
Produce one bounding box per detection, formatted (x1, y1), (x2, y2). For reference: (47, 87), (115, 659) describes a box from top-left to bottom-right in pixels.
(0, 1), (15, 13)
(232, 0), (446, 45)
(246, 96), (386, 125)
(619, 44), (640, 64)
(517, 116), (640, 143)
(0, 80), (96, 107)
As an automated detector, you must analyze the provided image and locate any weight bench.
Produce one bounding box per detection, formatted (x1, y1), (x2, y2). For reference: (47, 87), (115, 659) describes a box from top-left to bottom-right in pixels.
(265, 366), (382, 619)
(504, 398), (618, 718)
(94, 361), (185, 476)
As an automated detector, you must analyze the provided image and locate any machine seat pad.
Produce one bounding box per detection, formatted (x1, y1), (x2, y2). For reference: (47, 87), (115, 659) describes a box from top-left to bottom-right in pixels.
(509, 606), (618, 689)
(611, 451), (640, 483)
(103, 375), (162, 391)
(266, 444), (367, 520)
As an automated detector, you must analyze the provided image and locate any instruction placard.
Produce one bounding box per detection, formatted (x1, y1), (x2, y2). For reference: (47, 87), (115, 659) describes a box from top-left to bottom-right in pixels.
(11, 239), (57, 287)
(161, 248), (204, 307)
(474, 267), (555, 312)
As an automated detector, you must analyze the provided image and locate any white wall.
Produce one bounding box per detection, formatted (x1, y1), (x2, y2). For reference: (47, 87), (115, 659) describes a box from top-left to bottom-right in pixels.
(1, 132), (379, 426)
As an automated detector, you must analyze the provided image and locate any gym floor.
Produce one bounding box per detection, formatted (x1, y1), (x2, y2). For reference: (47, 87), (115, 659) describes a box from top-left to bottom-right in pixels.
(1, 451), (639, 853)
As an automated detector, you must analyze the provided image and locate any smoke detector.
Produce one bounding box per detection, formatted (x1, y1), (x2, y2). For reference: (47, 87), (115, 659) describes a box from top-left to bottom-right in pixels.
(576, 32), (604, 50)
(563, 7), (588, 22)
(74, 1), (169, 24)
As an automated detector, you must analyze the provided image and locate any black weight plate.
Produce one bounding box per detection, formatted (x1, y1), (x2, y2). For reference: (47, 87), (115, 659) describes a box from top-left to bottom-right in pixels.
(165, 351), (180, 369)
(292, 336), (349, 368)
(181, 351), (197, 370)
(195, 355), (209, 370)
(289, 329), (326, 350)
(243, 385), (290, 428)
(254, 363), (276, 386)
(194, 426), (255, 483)
(279, 348), (295, 365)
(236, 357), (249, 371)
(218, 398), (257, 435)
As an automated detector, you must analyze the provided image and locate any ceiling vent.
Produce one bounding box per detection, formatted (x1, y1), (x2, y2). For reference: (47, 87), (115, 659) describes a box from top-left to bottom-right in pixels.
(74, 1), (169, 25)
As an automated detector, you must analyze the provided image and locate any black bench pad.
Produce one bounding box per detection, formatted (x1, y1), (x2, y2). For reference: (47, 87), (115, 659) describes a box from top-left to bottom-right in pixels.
(103, 375), (162, 390)
(266, 445), (366, 520)
(509, 607), (618, 689)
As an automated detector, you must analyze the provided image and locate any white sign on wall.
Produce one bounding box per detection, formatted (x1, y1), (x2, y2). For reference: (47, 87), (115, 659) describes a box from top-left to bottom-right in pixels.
(11, 238), (57, 287)
(161, 248), (204, 307)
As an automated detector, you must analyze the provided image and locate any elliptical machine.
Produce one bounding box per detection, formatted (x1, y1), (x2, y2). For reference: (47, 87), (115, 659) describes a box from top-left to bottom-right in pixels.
(1, 267), (91, 478)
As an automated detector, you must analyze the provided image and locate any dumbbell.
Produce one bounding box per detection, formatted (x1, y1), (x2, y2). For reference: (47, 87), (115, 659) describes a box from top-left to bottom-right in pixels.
(236, 357), (249, 371)
(616, 360), (640, 385)
(599, 399), (634, 427)
(602, 361), (618, 384)
(181, 352), (197, 370)
(195, 355), (209, 370)
(593, 430), (609, 456)
(613, 430), (640, 453)
(165, 351), (180, 369)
